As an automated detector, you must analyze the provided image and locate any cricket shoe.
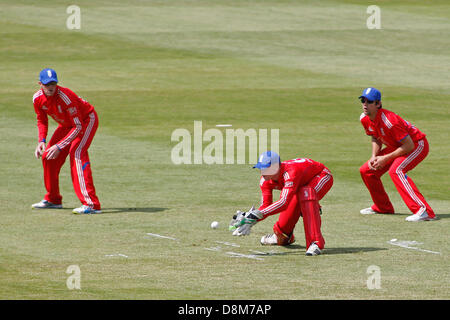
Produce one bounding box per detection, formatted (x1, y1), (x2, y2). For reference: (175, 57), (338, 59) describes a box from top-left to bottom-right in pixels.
(260, 234), (278, 245)
(260, 233), (295, 246)
(72, 205), (101, 214)
(405, 210), (435, 222)
(306, 242), (322, 256)
(359, 207), (393, 215)
(31, 200), (62, 209)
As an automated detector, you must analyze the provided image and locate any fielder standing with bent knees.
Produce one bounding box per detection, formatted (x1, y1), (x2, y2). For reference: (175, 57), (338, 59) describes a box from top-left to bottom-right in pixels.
(358, 87), (436, 222)
(31, 68), (101, 214)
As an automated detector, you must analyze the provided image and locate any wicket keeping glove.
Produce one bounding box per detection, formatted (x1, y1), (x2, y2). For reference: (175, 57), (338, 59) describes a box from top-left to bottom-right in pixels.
(229, 210), (245, 232)
(230, 207), (263, 236)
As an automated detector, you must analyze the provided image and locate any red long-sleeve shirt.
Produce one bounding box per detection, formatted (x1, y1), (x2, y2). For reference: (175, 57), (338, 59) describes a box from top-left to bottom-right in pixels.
(258, 158), (325, 217)
(360, 108), (426, 149)
(33, 86), (95, 149)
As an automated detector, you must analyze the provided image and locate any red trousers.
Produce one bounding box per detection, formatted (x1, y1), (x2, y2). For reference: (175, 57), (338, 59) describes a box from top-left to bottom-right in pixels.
(360, 138), (434, 217)
(274, 168), (333, 250)
(42, 111), (101, 210)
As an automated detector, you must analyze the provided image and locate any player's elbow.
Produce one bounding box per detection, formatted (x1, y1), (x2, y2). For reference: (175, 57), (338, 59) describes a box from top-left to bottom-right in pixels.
(401, 136), (415, 154)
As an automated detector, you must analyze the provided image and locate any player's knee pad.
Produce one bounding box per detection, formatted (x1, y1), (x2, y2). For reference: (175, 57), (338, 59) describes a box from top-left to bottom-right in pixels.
(273, 222), (295, 246)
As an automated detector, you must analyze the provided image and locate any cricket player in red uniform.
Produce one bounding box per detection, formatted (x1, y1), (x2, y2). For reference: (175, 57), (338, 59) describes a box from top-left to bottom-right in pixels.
(230, 151), (333, 256)
(31, 68), (101, 214)
(358, 87), (436, 222)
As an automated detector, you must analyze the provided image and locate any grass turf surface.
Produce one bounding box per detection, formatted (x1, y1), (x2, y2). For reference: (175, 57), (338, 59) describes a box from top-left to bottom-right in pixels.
(0, 0), (449, 300)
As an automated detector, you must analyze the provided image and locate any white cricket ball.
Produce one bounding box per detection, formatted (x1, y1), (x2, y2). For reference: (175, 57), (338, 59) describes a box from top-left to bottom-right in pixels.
(211, 221), (219, 229)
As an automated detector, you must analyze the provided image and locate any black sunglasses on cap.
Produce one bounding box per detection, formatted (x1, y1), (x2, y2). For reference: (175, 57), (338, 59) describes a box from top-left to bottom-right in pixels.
(360, 97), (375, 104)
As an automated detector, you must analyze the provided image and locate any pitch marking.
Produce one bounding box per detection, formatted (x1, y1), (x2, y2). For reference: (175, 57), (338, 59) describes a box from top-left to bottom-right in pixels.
(145, 233), (178, 241)
(105, 253), (129, 258)
(215, 241), (240, 247)
(388, 239), (441, 255)
(225, 251), (264, 261)
(204, 246), (221, 252)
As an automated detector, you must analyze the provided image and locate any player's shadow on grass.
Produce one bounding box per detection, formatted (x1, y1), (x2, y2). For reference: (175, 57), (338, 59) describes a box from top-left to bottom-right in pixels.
(390, 212), (449, 220)
(279, 245), (387, 255)
(433, 213), (450, 220)
(323, 247), (388, 255)
(101, 207), (168, 214)
(253, 245), (386, 256)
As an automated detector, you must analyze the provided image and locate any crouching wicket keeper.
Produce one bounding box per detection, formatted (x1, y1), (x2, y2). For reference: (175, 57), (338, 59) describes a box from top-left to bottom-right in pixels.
(230, 151), (333, 256)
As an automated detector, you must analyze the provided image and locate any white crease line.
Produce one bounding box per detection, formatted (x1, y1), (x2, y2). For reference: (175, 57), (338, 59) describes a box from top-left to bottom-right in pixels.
(204, 246), (221, 252)
(249, 249), (284, 256)
(226, 251), (264, 261)
(105, 253), (129, 258)
(388, 240), (441, 255)
(249, 249), (274, 255)
(145, 233), (177, 241)
(215, 241), (240, 247)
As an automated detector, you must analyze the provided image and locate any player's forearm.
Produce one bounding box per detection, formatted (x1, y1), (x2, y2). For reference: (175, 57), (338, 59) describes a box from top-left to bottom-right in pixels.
(37, 125), (48, 142)
(259, 193), (273, 210)
(260, 188), (290, 217)
(383, 138), (414, 162)
(371, 137), (382, 157)
(36, 117), (48, 142)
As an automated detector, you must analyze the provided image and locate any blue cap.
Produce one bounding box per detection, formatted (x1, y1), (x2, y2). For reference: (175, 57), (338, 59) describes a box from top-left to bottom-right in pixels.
(359, 87), (381, 101)
(253, 151), (280, 171)
(39, 68), (58, 84)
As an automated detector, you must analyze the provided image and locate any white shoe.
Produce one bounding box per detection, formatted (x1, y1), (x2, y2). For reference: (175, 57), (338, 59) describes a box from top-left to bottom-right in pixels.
(31, 200), (62, 209)
(260, 234), (278, 245)
(405, 210), (435, 222)
(72, 205), (101, 214)
(360, 207), (378, 215)
(306, 242), (322, 256)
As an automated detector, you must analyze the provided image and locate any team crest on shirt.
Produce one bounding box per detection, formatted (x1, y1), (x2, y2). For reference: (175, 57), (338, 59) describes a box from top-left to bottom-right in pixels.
(285, 181), (293, 187)
(57, 105), (63, 113)
(368, 127), (374, 132)
(380, 128), (385, 135)
(42, 105), (48, 110)
(68, 107), (77, 115)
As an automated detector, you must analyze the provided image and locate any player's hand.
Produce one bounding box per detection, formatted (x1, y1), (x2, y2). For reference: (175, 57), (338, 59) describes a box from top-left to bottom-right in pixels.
(231, 207), (263, 236)
(368, 156), (377, 170)
(45, 144), (61, 160)
(35, 142), (46, 159)
(372, 155), (388, 170)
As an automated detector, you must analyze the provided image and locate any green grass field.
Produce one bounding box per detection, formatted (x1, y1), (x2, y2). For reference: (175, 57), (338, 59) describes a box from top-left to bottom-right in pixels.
(0, 0), (449, 300)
